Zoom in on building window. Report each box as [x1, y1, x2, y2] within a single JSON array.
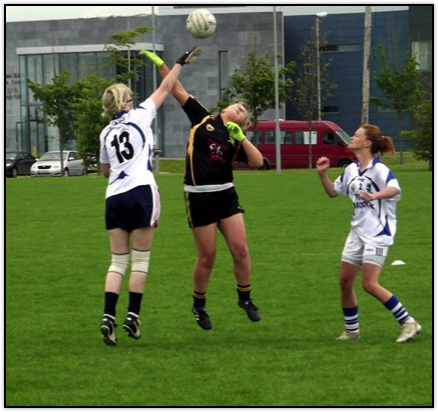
[[322, 106, 339, 114], [219, 51, 229, 100], [322, 44, 359, 52], [412, 41, 432, 71], [377, 106, 395, 113], [18, 51, 146, 154]]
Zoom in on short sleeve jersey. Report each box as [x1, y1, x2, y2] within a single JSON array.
[[100, 98, 157, 199], [182, 96, 248, 186], [333, 157, 401, 246]]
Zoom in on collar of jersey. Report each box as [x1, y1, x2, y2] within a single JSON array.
[[113, 110, 127, 120], [214, 114, 227, 129], [354, 156, 382, 174]]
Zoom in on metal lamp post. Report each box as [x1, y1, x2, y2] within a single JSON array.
[[315, 12, 328, 121], [273, 6, 281, 173]]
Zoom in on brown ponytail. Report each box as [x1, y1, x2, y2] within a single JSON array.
[[361, 124, 396, 156]]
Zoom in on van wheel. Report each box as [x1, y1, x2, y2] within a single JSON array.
[[338, 160, 352, 168], [64, 168, 70, 176], [258, 159, 271, 170]]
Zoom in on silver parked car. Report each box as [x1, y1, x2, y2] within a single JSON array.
[[30, 150, 86, 177]]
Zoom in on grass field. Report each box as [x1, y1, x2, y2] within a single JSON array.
[[5, 161, 432, 406]]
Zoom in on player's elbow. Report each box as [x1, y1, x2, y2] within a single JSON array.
[[100, 163, 110, 178], [247, 152, 264, 169], [248, 158, 264, 170]]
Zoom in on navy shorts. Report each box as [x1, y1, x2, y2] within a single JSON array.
[[105, 185, 160, 232], [184, 187, 244, 228]]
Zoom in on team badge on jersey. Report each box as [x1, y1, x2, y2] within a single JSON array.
[[206, 124, 215, 132], [207, 139, 227, 163]]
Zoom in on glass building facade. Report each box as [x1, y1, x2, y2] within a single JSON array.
[[19, 50, 157, 155]]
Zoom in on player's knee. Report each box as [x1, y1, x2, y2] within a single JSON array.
[[198, 251, 216, 269], [231, 243, 249, 262], [362, 280, 379, 295], [131, 249, 150, 274], [108, 253, 130, 277], [339, 275, 355, 291]]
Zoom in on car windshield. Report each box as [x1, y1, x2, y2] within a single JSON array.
[[336, 130, 351, 145], [6, 152, 18, 161], [40, 152, 68, 161]]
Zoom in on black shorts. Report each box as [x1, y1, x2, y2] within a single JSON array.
[[105, 185, 160, 232], [184, 187, 244, 228]]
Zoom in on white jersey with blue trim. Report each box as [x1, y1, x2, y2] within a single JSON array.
[[100, 98, 157, 199], [333, 157, 401, 246]]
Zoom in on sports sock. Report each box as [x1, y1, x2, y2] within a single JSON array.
[[128, 292, 143, 317], [193, 291, 207, 310], [342, 306, 359, 333], [237, 284, 252, 302], [104, 292, 119, 318], [383, 295, 413, 324]]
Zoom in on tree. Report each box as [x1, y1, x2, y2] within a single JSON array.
[[27, 72, 86, 174], [106, 27, 150, 85], [72, 75, 113, 169], [27, 27, 150, 173], [401, 98, 432, 170], [371, 45, 425, 164], [292, 25, 336, 168], [218, 51, 296, 132]]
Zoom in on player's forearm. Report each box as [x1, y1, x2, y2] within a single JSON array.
[[368, 186, 400, 201], [100, 163, 110, 178], [318, 172, 338, 197], [159, 63, 188, 106], [242, 139, 263, 169], [158, 64, 182, 93]]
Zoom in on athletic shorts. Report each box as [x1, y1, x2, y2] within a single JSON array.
[[105, 185, 160, 232], [184, 187, 244, 228], [341, 229, 389, 268]]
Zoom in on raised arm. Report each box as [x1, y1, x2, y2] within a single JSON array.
[[148, 63, 183, 110], [316, 157, 339, 198], [141, 48, 200, 107], [156, 62, 189, 107]]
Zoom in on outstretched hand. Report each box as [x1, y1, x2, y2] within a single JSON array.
[[175, 46, 202, 66], [139, 50, 164, 68], [226, 122, 246, 142]]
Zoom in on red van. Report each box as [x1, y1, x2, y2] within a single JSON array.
[[236, 120, 356, 169]]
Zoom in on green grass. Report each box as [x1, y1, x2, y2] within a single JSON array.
[[155, 151, 427, 174], [6, 164, 432, 406], [379, 151, 430, 170], [153, 158, 185, 174]]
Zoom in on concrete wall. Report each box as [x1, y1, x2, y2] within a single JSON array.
[[5, 12, 283, 156], [156, 12, 283, 156]]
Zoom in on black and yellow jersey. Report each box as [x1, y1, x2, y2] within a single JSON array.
[[182, 96, 248, 186]]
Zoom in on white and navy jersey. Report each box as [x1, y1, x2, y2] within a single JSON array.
[[334, 157, 401, 246], [100, 99, 157, 199]]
